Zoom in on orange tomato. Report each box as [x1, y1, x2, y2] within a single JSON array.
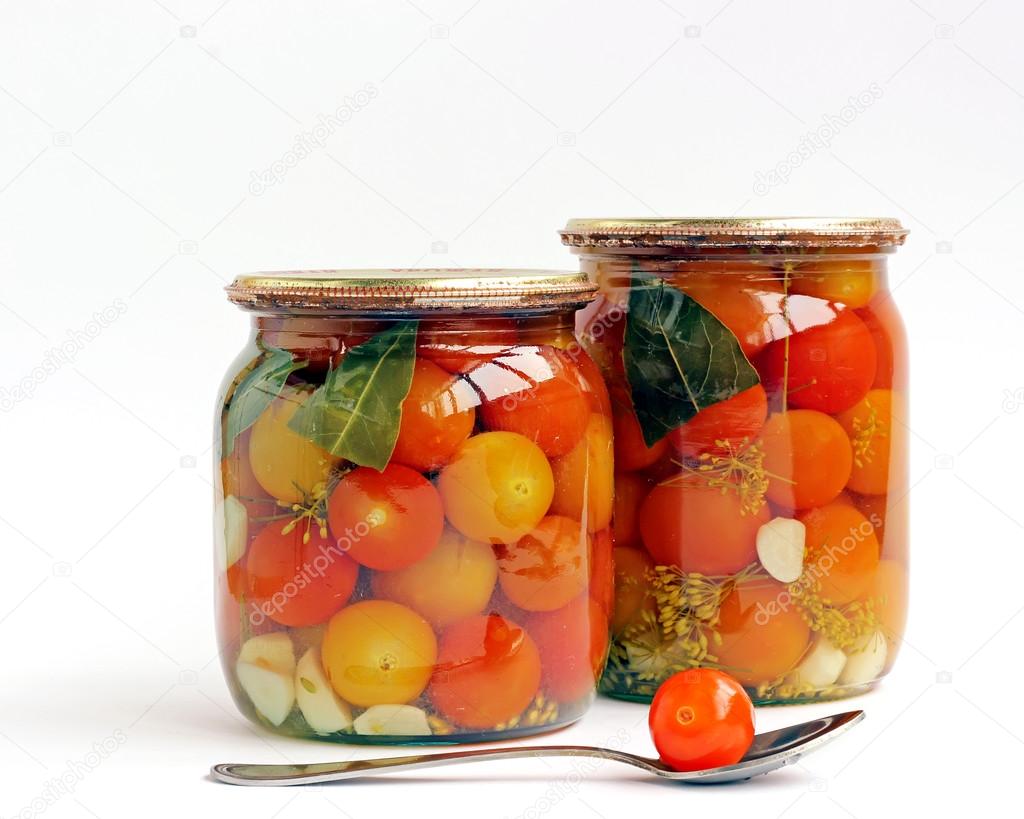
[[761, 410, 853, 510], [529, 595, 608, 703], [614, 409, 667, 471], [429, 613, 542, 728], [611, 546, 655, 634], [589, 528, 614, 615], [497, 515, 590, 611], [391, 358, 476, 473], [244, 521, 358, 627], [714, 580, 811, 686], [326, 464, 444, 571], [835, 388, 894, 496], [858, 298, 907, 390], [639, 482, 769, 575], [672, 270, 786, 358], [756, 309, 877, 414], [668, 385, 768, 458], [612, 471, 652, 549], [437, 431, 554, 544], [322, 600, 437, 707], [550, 413, 614, 532], [418, 316, 519, 374], [475, 347, 589, 457], [863, 559, 908, 650], [798, 502, 880, 605], [788, 258, 880, 308], [564, 342, 613, 416]]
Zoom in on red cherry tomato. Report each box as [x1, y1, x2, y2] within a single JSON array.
[[648, 668, 755, 772], [474, 347, 590, 457], [756, 309, 876, 414], [667, 384, 767, 458], [639, 482, 769, 575], [244, 521, 358, 627], [326, 463, 444, 571], [429, 613, 542, 728], [529, 595, 609, 703]]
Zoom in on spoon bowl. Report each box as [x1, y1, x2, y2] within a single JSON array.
[[211, 709, 864, 786]]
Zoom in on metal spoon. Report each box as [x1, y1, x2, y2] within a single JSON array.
[[211, 709, 863, 786]]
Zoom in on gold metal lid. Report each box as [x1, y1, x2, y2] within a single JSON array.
[[560, 217, 908, 249], [226, 268, 597, 313]]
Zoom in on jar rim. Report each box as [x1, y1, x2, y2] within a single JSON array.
[[560, 216, 908, 249], [226, 268, 596, 313]]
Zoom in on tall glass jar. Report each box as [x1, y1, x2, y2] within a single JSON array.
[[214, 270, 613, 742], [561, 218, 909, 705]]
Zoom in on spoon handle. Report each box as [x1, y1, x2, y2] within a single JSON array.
[[212, 745, 660, 786]]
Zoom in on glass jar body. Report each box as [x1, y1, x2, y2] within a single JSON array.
[[573, 249, 908, 704], [214, 310, 613, 742]]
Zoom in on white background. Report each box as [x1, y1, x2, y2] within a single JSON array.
[[1, 1, 1022, 817]]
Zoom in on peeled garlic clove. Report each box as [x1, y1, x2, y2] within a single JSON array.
[[353, 704, 431, 736], [838, 631, 887, 686], [756, 517, 806, 583], [787, 636, 847, 688], [220, 495, 248, 570], [238, 632, 295, 671], [236, 662, 295, 726], [236, 633, 296, 726], [295, 647, 352, 734]]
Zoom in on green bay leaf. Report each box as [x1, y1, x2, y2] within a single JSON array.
[[287, 321, 418, 470], [224, 346, 302, 455], [623, 272, 760, 447]]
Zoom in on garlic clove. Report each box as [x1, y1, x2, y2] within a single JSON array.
[[756, 517, 806, 583], [220, 495, 248, 570], [237, 632, 295, 672], [787, 635, 847, 688], [838, 631, 887, 686], [295, 647, 352, 734], [236, 662, 295, 726], [353, 704, 432, 736], [236, 633, 297, 726]]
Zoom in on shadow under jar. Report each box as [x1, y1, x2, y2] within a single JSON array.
[[561, 218, 910, 705], [214, 269, 614, 743]]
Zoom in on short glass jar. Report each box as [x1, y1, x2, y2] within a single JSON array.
[[214, 270, 613, 742], [561, 218, 909, 705]]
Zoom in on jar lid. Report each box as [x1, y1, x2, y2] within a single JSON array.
[[226, 269, 597, 313], [560, 217, 908, 249]]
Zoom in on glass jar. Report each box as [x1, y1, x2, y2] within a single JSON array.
[[214, 269, 614, 742], [561, 218, 909, 705]]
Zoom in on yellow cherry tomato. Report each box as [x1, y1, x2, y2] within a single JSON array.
[[438, 431, 554, 544], [550, 413, 614, 533], [372, 528, 498, 628], [321, 600, 437, 707], [248, 386, 339, 503]]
